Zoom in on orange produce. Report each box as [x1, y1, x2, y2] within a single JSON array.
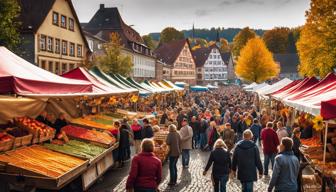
[[0, 145, 85, 178]]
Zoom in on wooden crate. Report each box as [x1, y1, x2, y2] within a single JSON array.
[[12, 134, 33, 148], [81, 164, 98, 191], [0, 135, 14, 152], [97, 151, 113, 176]]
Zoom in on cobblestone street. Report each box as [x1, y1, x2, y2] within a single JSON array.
[[90, 149, 271, 192]]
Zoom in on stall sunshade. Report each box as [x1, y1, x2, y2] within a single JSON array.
[[126, 77, 154, 93], [272, 77, 318, 100], [269, 79, 302, 96], [162, 80, 184, 91], [62, 67, 134, 95], [256, 78, 292, 97], [190, 85, 209, 92], [0, 47, 92, 95], [321, 98, 336, 120]]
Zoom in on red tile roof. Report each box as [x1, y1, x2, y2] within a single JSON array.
[[154, 39, 189, 65]]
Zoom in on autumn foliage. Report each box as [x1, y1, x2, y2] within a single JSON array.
[[296, 0, 336, 78], [235, 37, 280, 83]]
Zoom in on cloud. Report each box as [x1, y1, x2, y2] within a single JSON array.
[[195, 9, 212, 17], [219, 0, 264, 6]]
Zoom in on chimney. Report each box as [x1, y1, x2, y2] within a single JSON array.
[[100, 4, 105, 9]]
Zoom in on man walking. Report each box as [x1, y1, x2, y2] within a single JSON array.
[[190, 116, 201, 149], [232, 130, 263, 192], [268, 137, 300, 192], [250, 119, 261, 145], [180, 118, 193, 168], [261, 122, 280, 176]]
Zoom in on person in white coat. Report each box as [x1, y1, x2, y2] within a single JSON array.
[[179, 118, 193, 168]]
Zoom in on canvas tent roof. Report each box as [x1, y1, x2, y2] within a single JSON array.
[[190, 85, 209, 92], [62, 67, 135, 95], [0, 47, 93, 96], [256, 78, 293, 98]]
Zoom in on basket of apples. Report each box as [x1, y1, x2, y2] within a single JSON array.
[[0, 132, 14, 152]]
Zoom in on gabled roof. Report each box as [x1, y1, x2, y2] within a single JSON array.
[[84, 6, 143, 44], [192, 47, 211, 67], [18, 0, 90, 52], [221, 52, 232, 64], [273, 53, 299, 74], [154, 39, 190, 65]]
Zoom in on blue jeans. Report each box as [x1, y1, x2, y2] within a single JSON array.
[[200, 133, 207, 149], [182, 149, 190, 166], [241, 181, 253, 192], [169, 156, 178, 183], [264, 153, 276, 175], [213, 174, 229, 192]]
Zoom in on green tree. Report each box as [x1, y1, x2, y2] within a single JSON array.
[[159, 27, 184, 45], [142, 35, 155, 50], [235, 37, 279, 83], [232, 27, 256, 57], [287, 27, 301, 53], [219, 38, 230, 52], [93, 32, 133, 76], [297, 0, 336, 78], [263, 27, 290, 53], [0, 0, 21, 50]]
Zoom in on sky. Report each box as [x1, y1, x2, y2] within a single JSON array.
[[72, 0, 310, 35]]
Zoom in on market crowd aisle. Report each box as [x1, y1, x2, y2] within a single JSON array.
[[89, 149, 271, 192]]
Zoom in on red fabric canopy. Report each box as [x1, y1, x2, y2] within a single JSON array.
[[62, 67, 134, 94], [269, 79, 302, 95], [272, 77, 318, 100], [287, 73, 336, 101], [0, 47, 92, 95], [321, 99, 336, 120]]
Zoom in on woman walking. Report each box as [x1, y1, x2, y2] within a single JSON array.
[[203, 139, 231, 192], [126, 139, 162, 192], [166, 124, 181, 186], [131, 119, 143, 154]]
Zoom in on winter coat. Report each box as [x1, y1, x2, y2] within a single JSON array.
[[179, 125, 193, 150], [166, 131, 181, 157], [222, 128, 235, 151], [268, 151, 300, 192], [142, 125, 154, 139], [232, 140, 263, 182], [205, 148, 231, 179], [126, 152, 162, 189]]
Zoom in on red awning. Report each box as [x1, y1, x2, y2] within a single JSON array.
[[321, 99, 336, 120], [269, 79, 302, 96], [0, 47, 92, 95]]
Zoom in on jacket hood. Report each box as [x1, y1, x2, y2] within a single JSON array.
[[237, 140, 256, 150]]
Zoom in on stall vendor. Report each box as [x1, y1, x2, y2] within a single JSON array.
[[35, 111, 47, 124], [54, 113, 68, 135]]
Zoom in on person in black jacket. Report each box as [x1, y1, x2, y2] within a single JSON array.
[[203, 139, 231, 192], [190, 116, 201, 149], [142, 118, 154, 139], [232, 129, 263, 192], [54, 113, 68, 135], [118, 124, 130, 168]]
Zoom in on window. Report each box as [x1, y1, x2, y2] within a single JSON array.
[[61, 63, 67, 74], [48, 61, 53, 72], [41, 60, 46, 69], [39, 35, 46, 51], [77, 44, 82, 57], [52, 12, 59, 25], [61, 15, 67, 28], [62, 40, 67, 55], [69, 42, 75, 56], [55, 39, 60, 53], [69, 18, 74, 31], [69, 63, 75, 70], [47, 37, 53, 52], [55, 62, 60, 74]]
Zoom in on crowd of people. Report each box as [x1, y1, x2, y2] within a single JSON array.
[[64, 85, 303, 192]]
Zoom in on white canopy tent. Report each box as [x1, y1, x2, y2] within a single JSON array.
[[256, 78, 293, 98]]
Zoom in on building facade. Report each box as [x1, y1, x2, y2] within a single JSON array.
[[192, 45, 228, 85], [83, 4, 156, 81], [221, 52, 236, 82], [155, 39, 196, 85], [17, 0, 90, 75]]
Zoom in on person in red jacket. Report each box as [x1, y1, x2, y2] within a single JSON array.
[[126, 138, 162, 192], [261, 122, 280, 176]]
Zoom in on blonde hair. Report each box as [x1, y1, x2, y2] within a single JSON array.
[[168, 124, 177, 132], [243, 129, 253, 140], [141, 139, 155, 152], [214, 139, 227, 150]]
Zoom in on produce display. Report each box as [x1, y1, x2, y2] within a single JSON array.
[[15, 116, 55, 140], [154, 141, 169, 163], [6, 128, 30, 137], [0, 145, 85, 178], [71, 115, 115, 130], [0, 132, 12, 143], [61, 125, 116, 147], [44, 140, 105, 159], [301, 136, 322, 147], [302, 174, 322, 192]]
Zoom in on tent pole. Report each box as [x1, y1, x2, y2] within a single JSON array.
[[323, 121, 328, 164]]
